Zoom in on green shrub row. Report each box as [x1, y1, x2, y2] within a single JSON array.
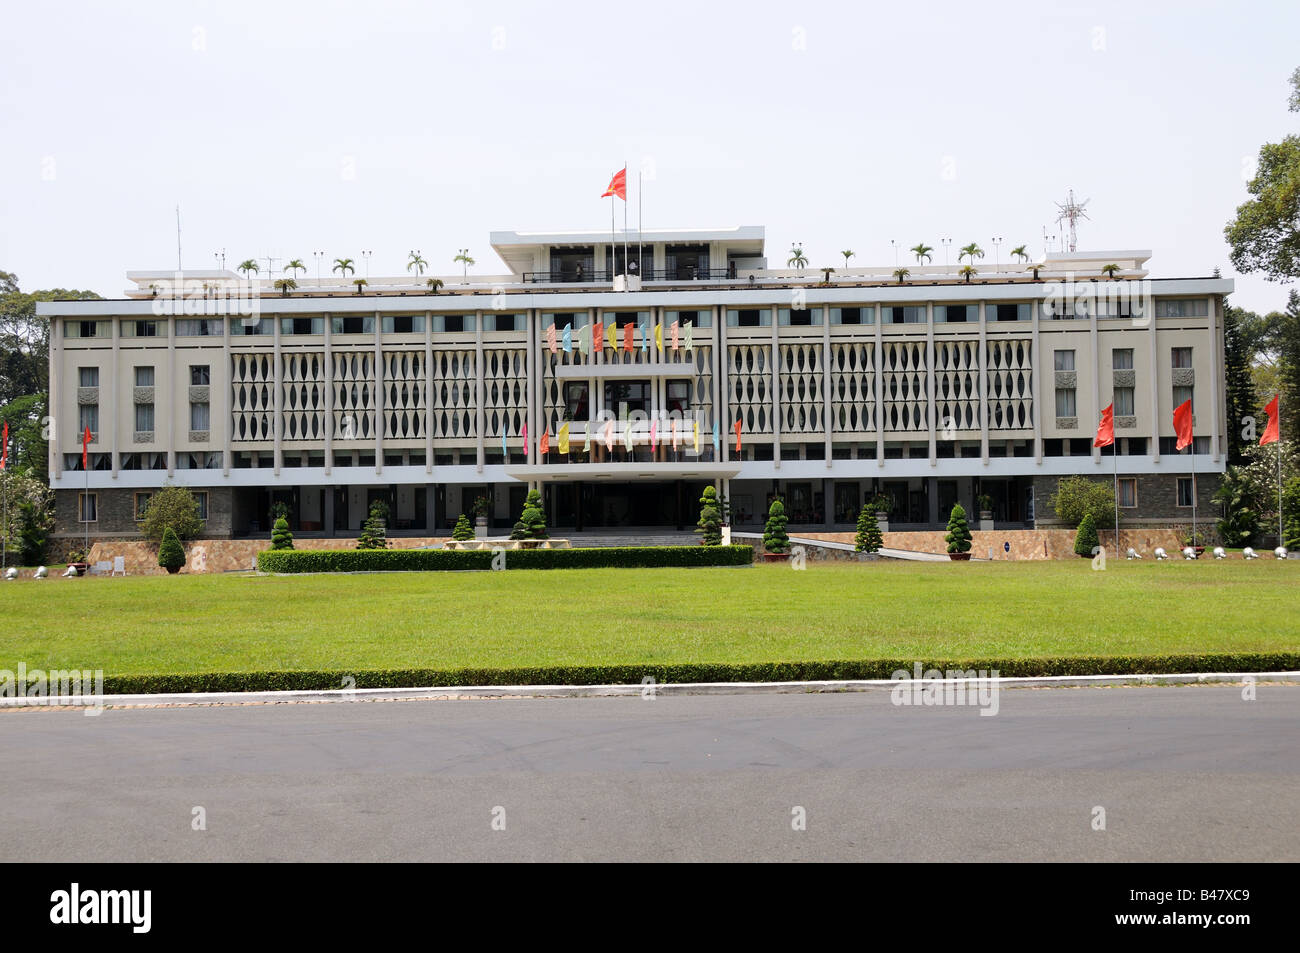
[[257, 544, 755, 574], [85, 653, 1300, 696]]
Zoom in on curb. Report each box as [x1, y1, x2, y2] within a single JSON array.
[[2, 671, 1296, 710]]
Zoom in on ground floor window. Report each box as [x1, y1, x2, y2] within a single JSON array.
[[1176, 477, 1195, 507], [79, 492, 97, 522], [1118, 478, 1137, 508], [194, 491, 209, 520], [134, 492, 153, 521]]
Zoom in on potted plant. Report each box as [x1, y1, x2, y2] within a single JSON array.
[[157, 527, 186, 574], [66, 547, 89, 576], [977, 494, 994, 521], [471, 494, 491, 538], [451, 513, 474, 542], [1179, 526, 1208, 558], [945, 504, 972, 561], [762, 498, 791, 561], [869, 492, 891, 533]]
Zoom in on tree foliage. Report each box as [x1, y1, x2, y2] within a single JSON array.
[[1214, 467, 1262, 548], [1224, 304, 1258, 465], [517, 488, 548, 540], [945, 504, 972, 554], [356, 501, 389, 549], [1048, 475, 1116, 529], [696, 486, 723, 546], [139, 485, 205, 541], [451, 513, 474, 541], [157, 527, 186, 571], [270, 516, 294, 550], [854, 502, 883, 553], [763, 498, 790, 554], [1074, 513, 1099, 557], [1, 470, 54, 564]]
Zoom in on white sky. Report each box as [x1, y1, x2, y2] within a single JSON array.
[[2, 0, 1297, 314]]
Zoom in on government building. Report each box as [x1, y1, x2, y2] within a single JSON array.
[[40, 226, 1230, 542]]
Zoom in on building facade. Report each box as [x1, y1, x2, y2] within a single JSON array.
[[40, 227, 1230, 541]]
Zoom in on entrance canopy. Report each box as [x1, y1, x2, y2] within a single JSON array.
[[504, 462, 740, 483]]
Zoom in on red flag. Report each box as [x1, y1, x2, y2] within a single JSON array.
[[1260, 393, 1280, 445], [622, 321, 634, 352], [733, 419, 742, 453], [1093, 403, 1114, 448], [82, 425, 92, 468], [601, 167, 627, 200], [592, 322, 604, 353], [539, 429, 549, 456], [0, 420, 8, 470], [1173, 399, 1193, 451], [546, 323, 557, 355]]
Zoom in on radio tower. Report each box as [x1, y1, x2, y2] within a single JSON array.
[[1054, 189, 1090, 253]]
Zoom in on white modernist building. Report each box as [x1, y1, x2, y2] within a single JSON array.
[[40, 226, 1230, 539]]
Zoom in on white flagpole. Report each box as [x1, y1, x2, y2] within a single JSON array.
[[638, 170, 643, 280], [609, 191, 615, 283], [1190, 440, 1197, 549], [1279, 394, 1285, 546], [622, 161, 629, 293]]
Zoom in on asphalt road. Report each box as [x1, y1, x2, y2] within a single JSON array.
[[1, 685, 1296, 862]]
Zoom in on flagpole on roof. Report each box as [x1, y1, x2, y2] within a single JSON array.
[[622, 160, 629, 293], [638, 168, 643, 282]]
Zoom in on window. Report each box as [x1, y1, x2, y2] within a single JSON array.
[[329, 315, 374, 335], [194, 491, 209, 521], [190, 402, 210, 430], [190, 364, 210, 385], [1055, 387, 1076, 417], [1177, 477, 1196, 507], [1112, 348, 1133, 370], [937, 304, 974, 323], [176, 318, 223, 337], [1114, 387, 1135, 416], [1173, 385, 1193, 410], [727, 308, 771, 327], [546, 313, 577, 330], [230, 317, 272, 335], [282, 316, 325, 335], [489, 313, 520, 331], [120, 320, 163, 337], [666, 379, 691, 416], [1054, 350, 1075, 371], [563, 382, 589, 420], [667, 309, 710, 329], [432, 314, 473, 333], [79, 493, 98, 522], [78, 367, 99, 387], [882, 306, 925, 324], [1118, 478, 1137, 508], [78, 403, 98, 435], [603, 380, 651, 416], [134, 366, 155, 387], [380, 315, 423, 334], [831, 306, 871, 325], [779, 308, 820, 326], [986, 303, 1030, 322], [1171, 347, 1193, 368], [65, 320, 109, 338], [1156, 299, 1208, 318], [134, 403, 154, 432], [134, 492, 153, 521]]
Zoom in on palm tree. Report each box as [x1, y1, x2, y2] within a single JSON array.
[[1101, 263, 1121, 280], [274, 278, 298, 296], [1028, 264, 1043, 280], [426, 277, 444, 294], [353, 278, 368, 295], [841, 249, 855, 269], [407, 251, 427, 276], [284, 259, 306, 279], [237, 259, 259, 280], [893, 267, 910, 284], [959, 264, 978, 283], [787, 243, 807, 269], [454, 249, 475, 279], [910, 243, 933, 265], [332, 258, 355, 280], [820, 266, 836, 283], [1009, 245, 1029, 265], [959, 243, 985, 266]]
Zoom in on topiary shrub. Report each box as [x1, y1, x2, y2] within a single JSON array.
[[697, 486, 722, 546], [451, 514, 474, 541], [854, 503, 883, 553], [1074, 512, 1099, 557], [509, 519, 529, 541], [356, 502, 389, 550], [763, 498, 790, 554], [519, 488, 548, 540], [271, 516, 294, 550], [945, 504, 972, 554], [157, 527, 186, 573]]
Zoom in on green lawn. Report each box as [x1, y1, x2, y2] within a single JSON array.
[[2, 560, 1297, 677]]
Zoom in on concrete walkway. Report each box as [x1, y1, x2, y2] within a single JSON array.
[[730, 532, 977, 561]]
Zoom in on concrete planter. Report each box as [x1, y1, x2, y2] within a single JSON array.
[[762, 552, 790, 563], [947, 552, 972, 561], [875, 514, 889, 533], [474, 517, 488, 539]]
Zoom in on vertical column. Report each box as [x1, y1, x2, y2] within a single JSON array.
[[323, 313, 333, 476], [109, 316, 119, 476], [1148, 300, 1161, 463], [1089, 299, 1100, 463], [323, 486, 334, 537], [424, 310, 433, 475], [1207, 295, 1221, 463], [875, 305, 884, 468], [717, 305, 729, 463], [770, 311, 780, 469], [426, 484, 437, 536], [166, 315, 176, 475], [978, 300, 989, 465], [926, 302, 935, 466], [273, 312, 282, 475], [373, 311, 383, 476], [222, 312, 232, 475], [1031, 299, 1042, 464], [50, 319, 61, 484], [525, 308, 535, 465], [822, 304, 832, 468], [475, 310, 485, 473]]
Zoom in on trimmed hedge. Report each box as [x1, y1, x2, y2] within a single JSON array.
[[257, 544, 755, 574], [72, 652, 1300, 696]]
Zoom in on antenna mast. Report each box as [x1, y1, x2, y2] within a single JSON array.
[[176, 205, 183, 270], [1054, 189, 1090, 253]]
